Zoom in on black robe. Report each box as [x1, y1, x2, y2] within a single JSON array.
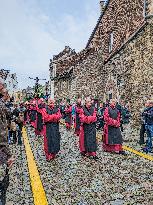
[[75, 105, 82, 131], [30, 110, 37, 122], [76, 111, 81, 130], [108, 107, 123, 145], [45, 106, 61, 154], [65, 106, 71, 124], [36, 104, 44, 132], [83, 106, 97, 152]]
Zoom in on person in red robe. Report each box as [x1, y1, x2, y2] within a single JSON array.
[[64, 102, 72, 130], [74, 98, 82, 136], [103, 99, 126, 155], [42, 98, 62, 161], [79, 97, 98, 160], [35, 98, 46, 136]]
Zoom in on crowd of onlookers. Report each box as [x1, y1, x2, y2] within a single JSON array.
[[0, 79, 25, 205]]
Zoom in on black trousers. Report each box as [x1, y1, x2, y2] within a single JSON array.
[[10, 131, 17, 144], [139, 123, 145, 143], [0, 168, 9, 205]]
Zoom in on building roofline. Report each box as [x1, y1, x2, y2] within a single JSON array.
[[85, 0, 110, 48]]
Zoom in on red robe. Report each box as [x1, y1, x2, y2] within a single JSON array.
[[42, 106, 61, 160], [103, 106, 123, 152], [79, 106, 97, 156]]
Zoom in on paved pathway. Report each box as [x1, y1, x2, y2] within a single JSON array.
[[16, 125, 153, 205]]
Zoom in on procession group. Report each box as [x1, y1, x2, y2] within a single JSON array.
[[23, 96, 153, 161], [23, 97, 130, 161]]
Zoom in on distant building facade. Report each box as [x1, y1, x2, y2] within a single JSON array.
[[49, 0, 153, 123], [0, 69, 18, 96]]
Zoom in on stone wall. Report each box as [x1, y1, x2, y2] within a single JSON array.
[[87, 0, 144, 61], [103, 19, 153, 124], [50, 1, 153, 124]]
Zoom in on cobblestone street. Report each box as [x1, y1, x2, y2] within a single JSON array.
[[6, 125, 153, 205], [6, 143, 33, 205]]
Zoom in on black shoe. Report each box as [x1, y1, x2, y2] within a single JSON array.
[[93, 156, 99, 161], [139, 141, 145, 145], [80, 152, 86, 157], [89, 156, 99, 161], [119, 151, 127, 156]]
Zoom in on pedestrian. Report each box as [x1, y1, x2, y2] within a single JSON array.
[[139, 100, 150, 145], [116, 100, 124, 132], [0, 86, 15, 205], [74, 98, 82, 136], [64, 102, 72, 130], [10, 117, 17, 144], [42, 98, 61, 161], [121, 102, 131, 141], [79, 97, 98, 160], [142, 100, 153, 153], [97, 103, 105, 130], [59, 101, 66, 119], [23, 101, 29, 125], [35, 98, 45, 137], [103, 99, 126, 155], [121, 102, 131, 124], [71, 102, 76, 126], [29, 100, 37, 128]]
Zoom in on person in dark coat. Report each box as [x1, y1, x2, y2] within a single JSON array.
[[59, 101, 66, 119], [103, 99, 126, 155], [23, 102, 28, 125], [139, 101, 150, 145], [142, 100, 153, 153], [29, 101, 37, 128], [64, 102, 72, 130], [0, 87, 15, 205], [42, 99, 61, 161], [116, 101, 124, 132], [74, 98, 82, 136], [35, 98, 45, 137], [121, 104, 131, 124], [97, 103, 105, 130], [79, 97, 98, 160]]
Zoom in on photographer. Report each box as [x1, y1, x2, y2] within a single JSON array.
[[0, 83, 15, 205]]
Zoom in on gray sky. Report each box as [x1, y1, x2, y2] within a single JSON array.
[[0, 0, 102, 89]]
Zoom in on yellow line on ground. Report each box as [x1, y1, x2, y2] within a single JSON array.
[[22, 127, 48, 205], [123, 145, 153, 161]]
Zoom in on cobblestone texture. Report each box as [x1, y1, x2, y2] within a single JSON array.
[[25, 125, 153, 205], [6, 141, 33, 205]]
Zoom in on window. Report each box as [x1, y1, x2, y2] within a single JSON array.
[[109, 32, 114, 53]]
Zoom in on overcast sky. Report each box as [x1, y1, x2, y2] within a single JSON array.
[[0, 0, 102, 89]]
